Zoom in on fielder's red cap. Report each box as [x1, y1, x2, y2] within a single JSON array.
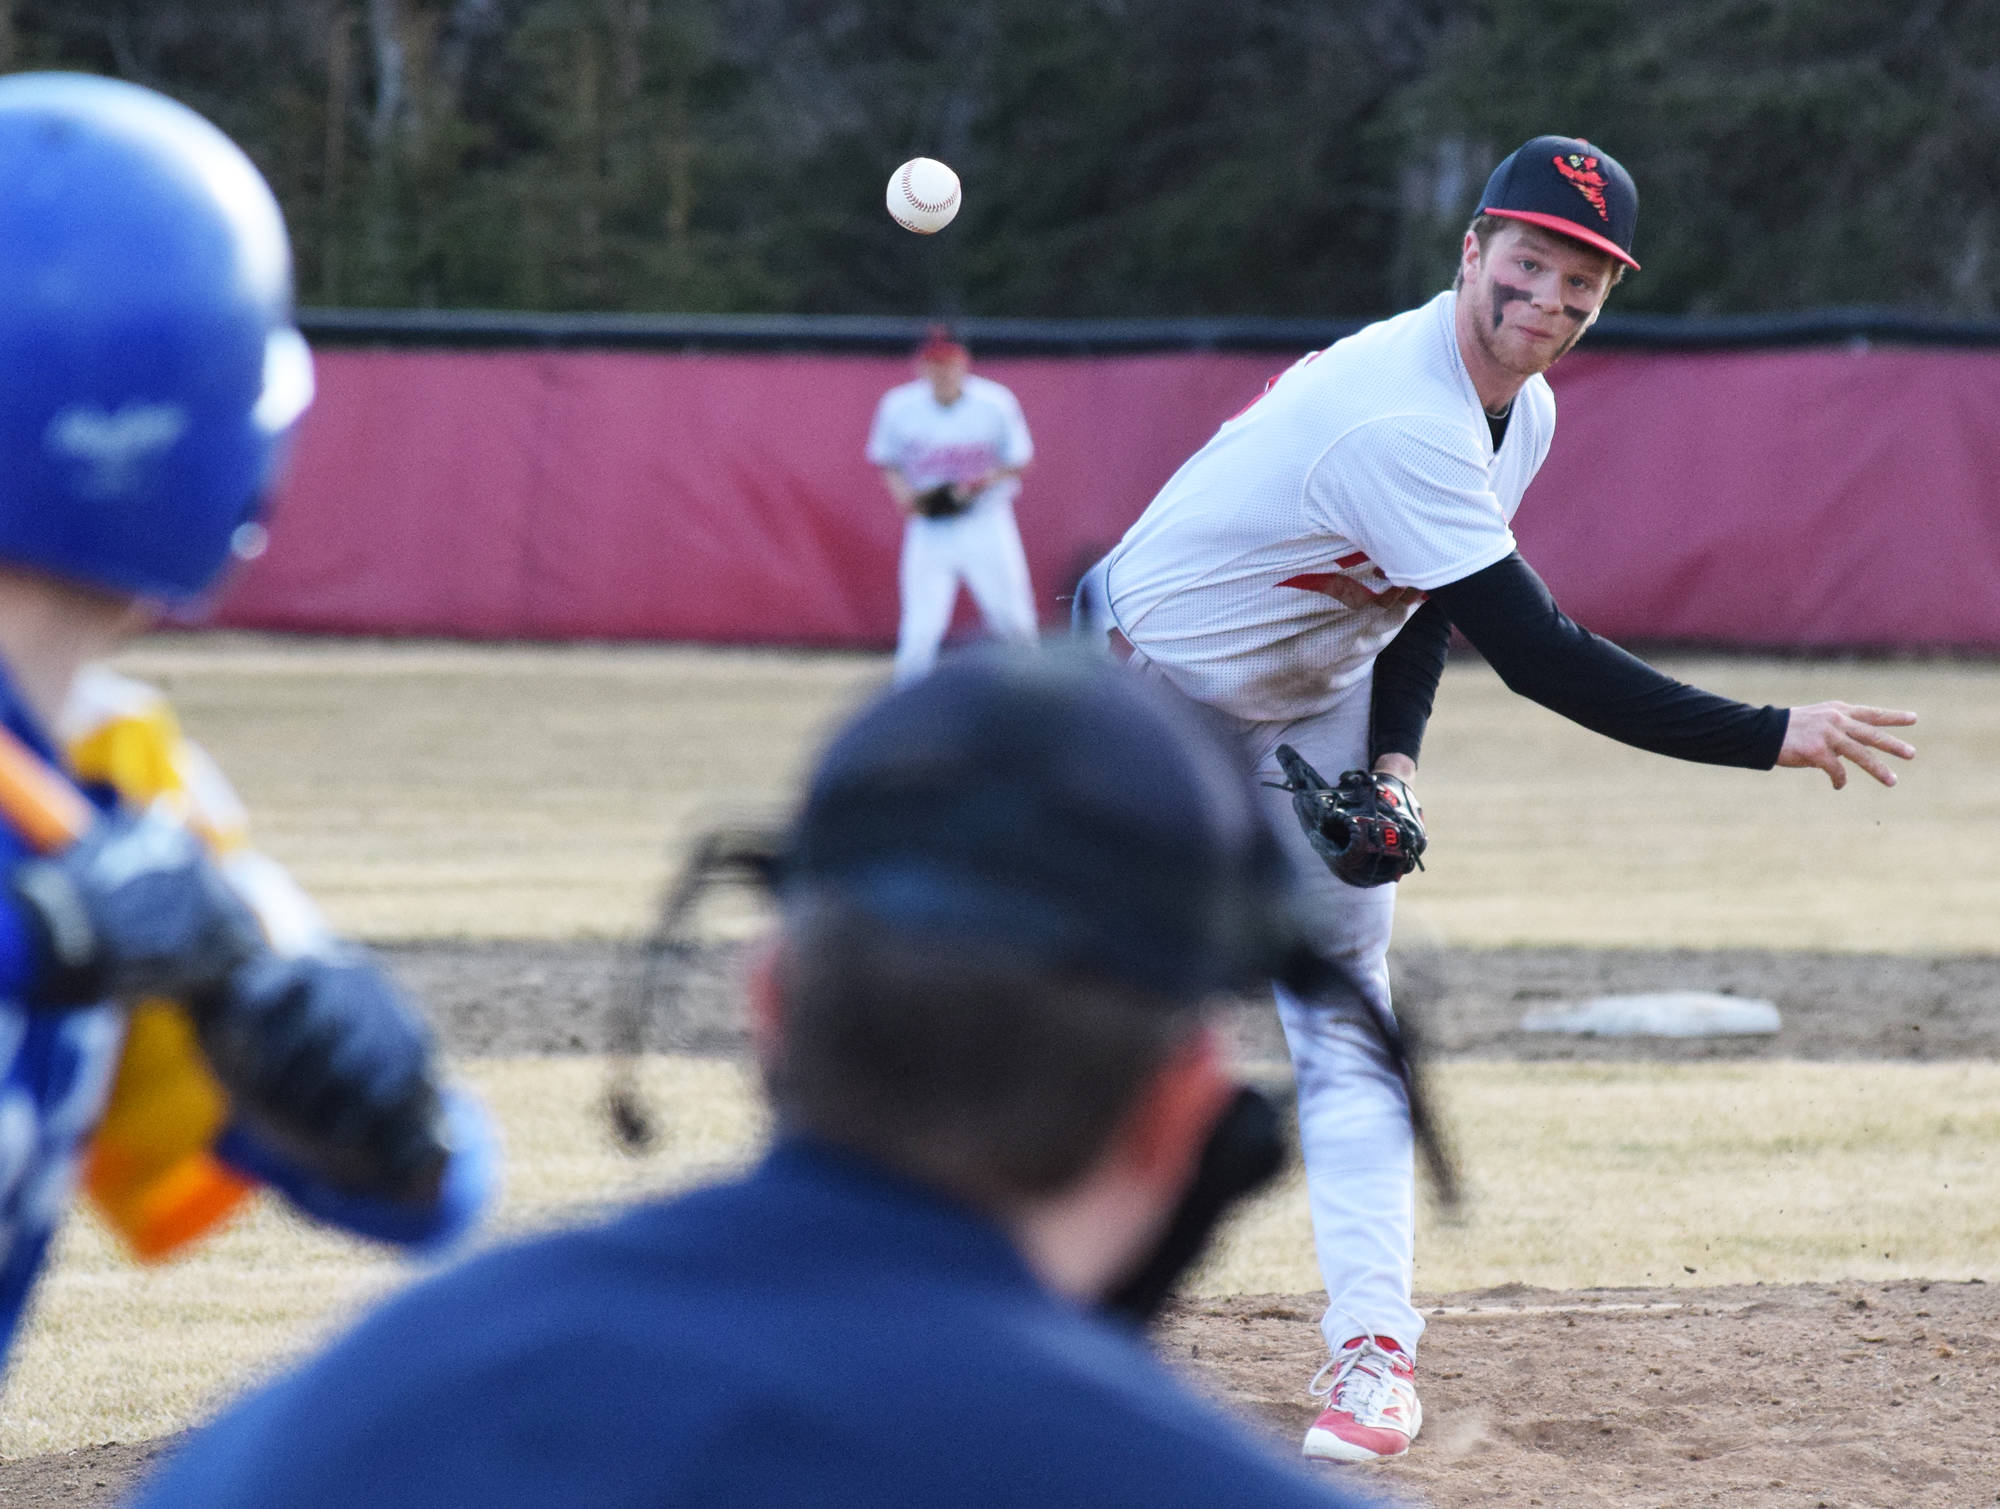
[[917, 324, 968, 363], [1477, 135, 1640, 271]]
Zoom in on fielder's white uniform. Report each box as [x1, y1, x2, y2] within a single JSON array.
[[1089, 289, 1551, 1358], [868, 374, 1038, 682]]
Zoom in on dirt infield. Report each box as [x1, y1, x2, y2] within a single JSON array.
[[386, 937, 2000, 1063], [1160, 1281, 2000, 1507]]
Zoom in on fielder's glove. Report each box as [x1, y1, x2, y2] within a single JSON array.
[[193, 950, 450, 1207], [1270, 744, 1427, 888], [911, 483, 975, 519], [10, 805, 266, 1007]]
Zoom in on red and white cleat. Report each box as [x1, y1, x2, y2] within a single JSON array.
[[1301, 1335, 1421, 1463]]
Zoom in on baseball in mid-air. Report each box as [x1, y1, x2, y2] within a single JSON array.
[[887, 157, 961, 234]]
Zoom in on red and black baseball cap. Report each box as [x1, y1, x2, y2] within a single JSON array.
[[916, 323, 968, 363], [1477, 135, 1639, 271]]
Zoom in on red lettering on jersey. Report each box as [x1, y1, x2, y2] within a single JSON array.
[[911, 441, 1002, 483]]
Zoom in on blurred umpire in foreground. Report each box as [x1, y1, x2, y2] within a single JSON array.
[[136, 650, 1380, 1509]]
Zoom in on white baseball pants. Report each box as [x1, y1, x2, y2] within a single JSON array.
[[1238, 682, 1424, 1360], [894, 503, 1038, 684], [1074, 555, 1421, 1363]]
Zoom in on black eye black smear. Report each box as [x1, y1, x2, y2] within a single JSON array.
[[1559, 303, 1590, 324], [1491, 282, 1534, 330]]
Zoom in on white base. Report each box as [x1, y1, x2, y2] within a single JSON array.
[[1520, 990, 1782, 1039]]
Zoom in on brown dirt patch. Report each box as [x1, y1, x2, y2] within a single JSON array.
[[385, 938, 2000, 1064], [1160, 1280, 2000, 1507], [0, 1438, 176, 1508]]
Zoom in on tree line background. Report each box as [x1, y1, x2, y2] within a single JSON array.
[[5, 0, 1996, 319]]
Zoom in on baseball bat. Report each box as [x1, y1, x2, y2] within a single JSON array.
[[0, 714, 459, 1211], [0, 718, 95, 853], [0, 720, 268, 1258]]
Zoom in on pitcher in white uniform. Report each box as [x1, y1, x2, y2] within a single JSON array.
[[1082, 136, 1915, 1465], [869, 328, 1038, 682]]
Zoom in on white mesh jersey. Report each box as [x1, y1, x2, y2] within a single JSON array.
[[1103, 291, 1555, 721], [866, 373, 1034, 511]]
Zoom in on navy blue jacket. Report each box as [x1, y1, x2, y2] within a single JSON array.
[[134, 1138, 1373, 1508]]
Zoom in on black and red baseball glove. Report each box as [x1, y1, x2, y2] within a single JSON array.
[[1270, 744, 1427, 888]]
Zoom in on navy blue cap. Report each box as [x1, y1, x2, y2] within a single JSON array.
[[1478, 134, 1639, 270], [784, 649, 1304, 1002]]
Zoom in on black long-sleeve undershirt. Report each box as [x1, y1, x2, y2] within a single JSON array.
[[1368, 552, 1789, 771], [1368, 598, 1454, 765]]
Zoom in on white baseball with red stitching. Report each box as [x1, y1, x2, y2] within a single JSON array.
[[886, 157, 961, 234]]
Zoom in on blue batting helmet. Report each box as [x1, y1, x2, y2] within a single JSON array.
[[0, 73, 313, 603]]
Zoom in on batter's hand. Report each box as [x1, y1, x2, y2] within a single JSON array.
[[11, 806, 265, 1007], [194, 949, 448, 1206], [1777, 702, 1917, 789]]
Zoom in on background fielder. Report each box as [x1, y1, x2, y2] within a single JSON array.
[[868, 328, 1038, 681], [1081, 134, 1916, 1465]]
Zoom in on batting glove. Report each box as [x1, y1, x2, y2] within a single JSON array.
[[10, 805, 266, 1007], [195, 949, 451, 1208]]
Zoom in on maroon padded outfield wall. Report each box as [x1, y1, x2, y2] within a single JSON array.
[[213, 343, 2000, 648]]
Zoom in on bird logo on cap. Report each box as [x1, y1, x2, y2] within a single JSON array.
[[1552, 151, 1611, 221]]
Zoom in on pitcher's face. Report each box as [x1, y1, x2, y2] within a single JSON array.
[[1460, 221, 1616, 377]]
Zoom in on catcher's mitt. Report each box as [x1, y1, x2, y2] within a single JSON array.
[[1270, 744, 1426, 888], [911, 483, 974, 520]]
